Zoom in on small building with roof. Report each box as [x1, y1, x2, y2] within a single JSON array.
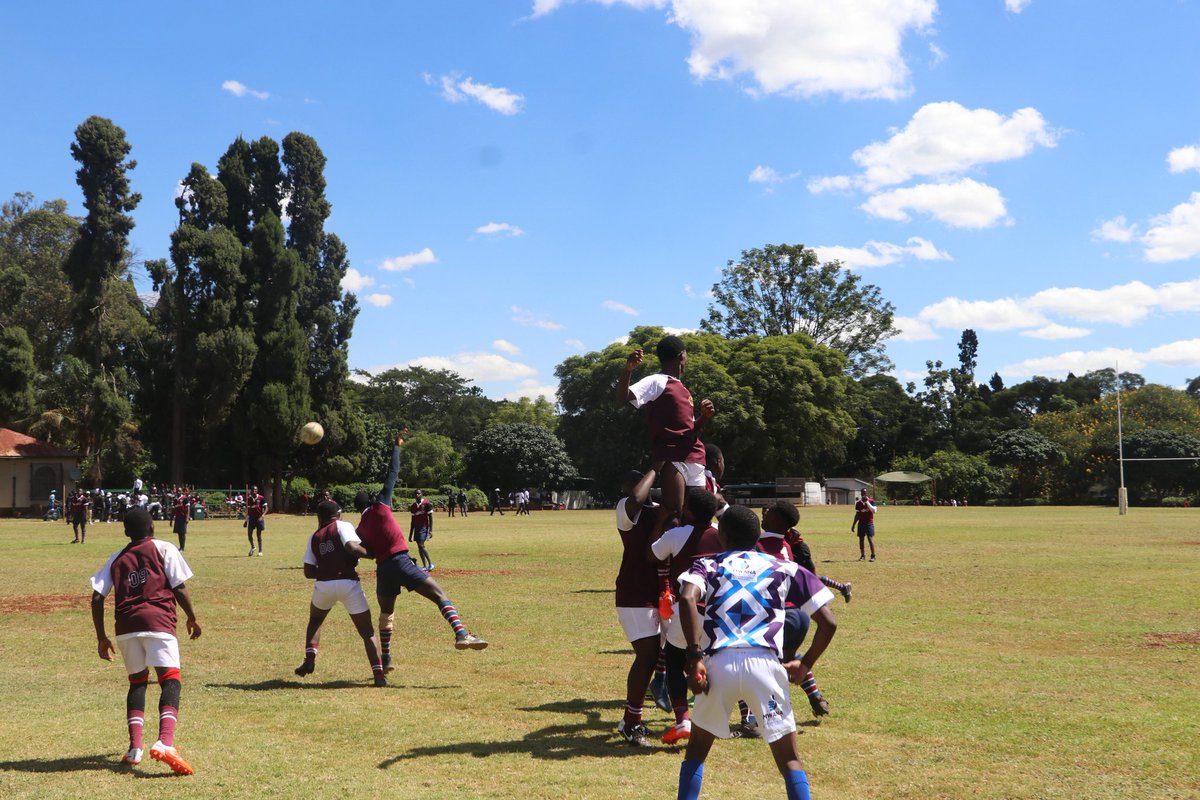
[[0, 428, 83, 517]]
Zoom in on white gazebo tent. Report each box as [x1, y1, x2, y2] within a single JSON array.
[[875, 470, 934, 503]]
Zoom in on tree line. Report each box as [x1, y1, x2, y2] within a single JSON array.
[[4, 119, 1199, 506]]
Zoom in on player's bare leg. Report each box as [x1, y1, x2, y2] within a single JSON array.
[[376, 593, 397, 672], [618, 635, 658, 746], [677, 724, 716, 799], [769, 731, 811, 799], [413, 577, 488, 650], [349, 609, 385, 686], [295, 604, 330, 676]]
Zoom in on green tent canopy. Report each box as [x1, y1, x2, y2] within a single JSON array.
[[875, 471, 933, 483]]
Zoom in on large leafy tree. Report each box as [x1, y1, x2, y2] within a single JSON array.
[[837, 374, 927, 474], [989, 428, 1064, 500], [61, 117, 150, 482], [465, 423, 576, 489], [351, 367, 496, 450], [488, 396, 559, 432], [399, 431, 464, 488], [1122, 429, 1200, 503], [702, 244, 898, 376], [0, 327, 36, 424]]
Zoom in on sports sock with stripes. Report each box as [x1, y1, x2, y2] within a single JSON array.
[[439, 601, 467, 638], [158, 672, 181, 747], [623, 703, 643, 727], [800, 671, 824, 701], [126, 677, 147, 750], [820, 575, 848, 593]]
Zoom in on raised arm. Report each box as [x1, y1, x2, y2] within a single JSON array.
[[624, 463, 659, 521], [614, 349, 644, 405], [378, 428, 408, 507]]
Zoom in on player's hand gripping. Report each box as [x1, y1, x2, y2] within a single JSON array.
[[698, 398, 715, 422], [783, 660, 809, 684], [97, 637, 115, 661], [687, 655, 709, 694], [186, 618, 202, 640], [624, 348, 644, 372]]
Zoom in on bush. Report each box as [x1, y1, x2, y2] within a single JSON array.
[[467, 488, 488, 511], [1161, 496, 1190, 507]]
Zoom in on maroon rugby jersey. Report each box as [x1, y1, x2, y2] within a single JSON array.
[[645, 377, 706, 464], [409, 499, 433, 530], [308, 520, 360, 582], [92, 537, 193, 636], [246, 493, 266, 519], [356, 501, 409, 564], [615, 500, 660, 608], [173, 493, 189, 521]]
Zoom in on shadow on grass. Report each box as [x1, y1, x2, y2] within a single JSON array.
[[572, 588, 614, 594], [0, 753, 126, 773], [379, 697, 660, 765], [208, 678, 461, 691]]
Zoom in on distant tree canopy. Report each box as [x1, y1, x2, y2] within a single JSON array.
[[465, 423, 576, 490], [702, 244, 898, 377]]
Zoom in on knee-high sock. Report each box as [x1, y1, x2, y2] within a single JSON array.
[[678, 760, 704, 800], [439, 601, 467, 637], [158, 673, 181, 747], [126, 677, 147, 750], [785, 770, 811, 800]]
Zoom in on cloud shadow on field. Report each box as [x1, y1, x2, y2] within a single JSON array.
[[0, 753, 127, 773], [378, 697, 665, 765]]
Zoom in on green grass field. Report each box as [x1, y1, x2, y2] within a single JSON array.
[[0, 505, 1197, 799]]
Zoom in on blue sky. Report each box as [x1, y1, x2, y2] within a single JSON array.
[[5, 1, 1200, 400]]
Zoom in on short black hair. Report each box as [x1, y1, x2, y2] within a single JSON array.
[[353, 490, 372, 512], [123, 508, 153, 539], [316, 500, 340, 524], [719, 504, 761, 549], [684, 486, 719, 526], [704, 442, 723, 467], [769, 499, 800, 529], [656, 335, 686, 364]]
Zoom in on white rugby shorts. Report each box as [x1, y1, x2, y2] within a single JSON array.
[[116, 631, 181, 673], [311, 579, 371, 615], [616, 606, 662, 642], [672, 461, 707, 487], [691, 648, 797, 743]]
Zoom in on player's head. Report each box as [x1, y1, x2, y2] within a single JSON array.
[[353, 490, 373, 512], [682, 486, 719, 527], [414, 489, 423, 499], [316, 499, 340, 525], [656, 335, 686, 368], [762, 499, 799, 533], [123, 507, 153, 540], [704, 443, 725, 479], [718, 504, 761, 550]]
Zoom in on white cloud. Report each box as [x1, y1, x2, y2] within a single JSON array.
[[1026, 282, 1159, 325], [221, 80, 269, 100], [564, 338, 586, 350], [1092, 215, 1137, 243], [892, 316, 938, 341], [429, 72, 524, 115], [815, 236, 950, 269], [1000, 348, 1142, 379], [501, 378, 561, 403], [807, 175, 853, 194], [748, 165, 782, 184], [477, 221, 526, 237], [1005, 0, 1032, 12], [511, 305, 564, 330], [850, 102, 1059, 191], [1142, 192, 1200, 262], [393, 352, 537, 382], [1021, 324, 1091, 340], [917, 298, 1046, 331], [683, 283, 713, 300], [1168, 145, 1200, 174], [364, 293, 393, 307], [861, 178, 1009, 228], [536, 0, 935, 101], [1145, 339, 1200, 367], [493, 339, 521, 355], [661, 326, 698, 336], [603, 300, 639, 315], [380, 248, 438, 271], [340, 267, 375, 293]]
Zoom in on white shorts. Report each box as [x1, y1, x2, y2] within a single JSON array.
[[311, 579, 371, 615], [662, 601, 689, 649], [691, 649, 797, 743], [616, 606, 662, 642], [671, 461, 707, 487], [116, 631, 180, 674]]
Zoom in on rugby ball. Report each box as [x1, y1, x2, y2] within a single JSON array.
[[299, 421, 324, 445]]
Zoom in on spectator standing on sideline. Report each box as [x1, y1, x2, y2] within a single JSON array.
[[851, 489, 877, 562]]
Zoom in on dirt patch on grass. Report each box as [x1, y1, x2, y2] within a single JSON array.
[[1182, 541, 1200, 546], [436, 569, 512, 577], [479, 553, 524, 557], [0, 592, 87, 613], [1144, 631, 1200, 648]]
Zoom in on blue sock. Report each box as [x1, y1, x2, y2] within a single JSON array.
[[677, 759, 704, 800], [785, 769, 811, 800]]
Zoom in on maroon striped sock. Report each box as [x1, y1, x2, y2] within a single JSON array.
[[128, 710, 144, 750], [159, 706, 178, 747]]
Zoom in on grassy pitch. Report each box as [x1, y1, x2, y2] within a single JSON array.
[[0, 505, 1197, 799]]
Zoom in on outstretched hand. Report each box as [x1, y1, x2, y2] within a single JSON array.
[[624, 348, 645, 371]]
